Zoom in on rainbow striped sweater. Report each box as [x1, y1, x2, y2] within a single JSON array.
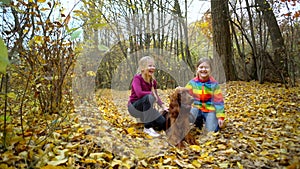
[[185, 76, 225, 120]]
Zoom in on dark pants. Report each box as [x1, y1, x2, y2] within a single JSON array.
[[190, 108, 219, 132], [128, 94, 166, 130]]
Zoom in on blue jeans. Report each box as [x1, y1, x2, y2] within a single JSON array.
[[128, 94, 166, 130], [190, 107, 219, 132]]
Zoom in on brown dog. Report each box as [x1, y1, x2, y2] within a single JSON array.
[[163, 87, 197, 148]]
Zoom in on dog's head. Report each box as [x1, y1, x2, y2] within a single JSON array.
[[170, 87, 194, 110]]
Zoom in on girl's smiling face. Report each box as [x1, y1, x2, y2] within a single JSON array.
[[141, 59, 156, 78], [197, 61, 211, 80], [145, 60, 156, 77]]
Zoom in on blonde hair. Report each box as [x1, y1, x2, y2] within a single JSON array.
[[137, 56, 155, 73], [137, 56, 156, 81]]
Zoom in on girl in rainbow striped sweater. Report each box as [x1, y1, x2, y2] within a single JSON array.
[[185, 58, 225, 132]]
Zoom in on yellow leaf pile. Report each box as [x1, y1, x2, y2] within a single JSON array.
[[0, 81, 299, 168]]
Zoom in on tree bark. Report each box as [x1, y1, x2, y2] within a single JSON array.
[[211, 0, 236, 82]]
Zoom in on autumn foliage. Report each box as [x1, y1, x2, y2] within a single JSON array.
[[279, 0, 300, 18], [1, 81, 299, 168], [0, 0, 299, 168]]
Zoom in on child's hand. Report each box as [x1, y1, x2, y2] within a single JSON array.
[[218, 119, 224, 128], [162, 104, 168, 111], [151, 87, 158, 101]]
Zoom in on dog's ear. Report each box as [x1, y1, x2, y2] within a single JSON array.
[[176, 89, 182, 106], [170, 88, 182, 105], [169, 90, 177, 101], [175, 87, 183, 94]]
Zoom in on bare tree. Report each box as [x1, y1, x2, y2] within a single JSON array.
[[255, 0, 288, 85]]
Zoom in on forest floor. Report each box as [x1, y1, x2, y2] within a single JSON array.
[[0, 81, 299, 169]]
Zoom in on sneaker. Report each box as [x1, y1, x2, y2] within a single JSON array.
[[143, 127, 160, 137]]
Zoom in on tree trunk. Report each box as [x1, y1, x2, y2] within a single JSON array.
[[211, 0, 236, 82], [255, 0, 288, 84], [245, 0, 263, 83]]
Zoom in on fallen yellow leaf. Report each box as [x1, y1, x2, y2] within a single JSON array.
[[237, 161, 243, 169], [189, 145, 201, 152]]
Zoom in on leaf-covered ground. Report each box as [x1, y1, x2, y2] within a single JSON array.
[[1, 81, 299, 168]]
